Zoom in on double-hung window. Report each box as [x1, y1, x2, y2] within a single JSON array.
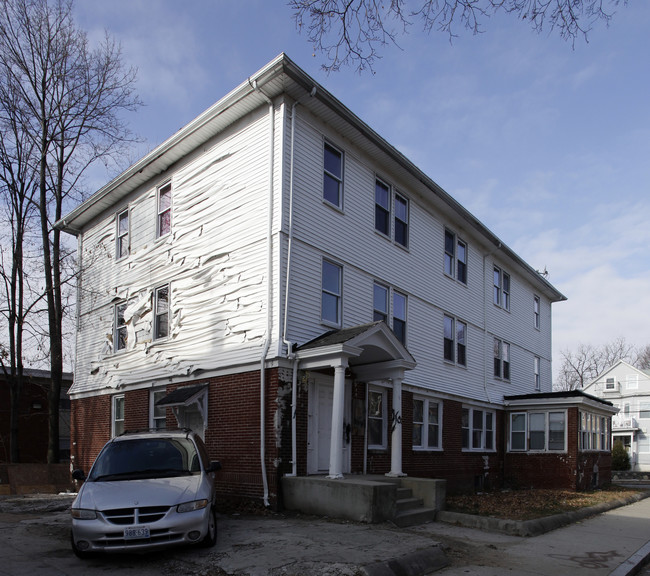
[[413, 397, 441, 449], [392, 291, 407, 345], [112, 394, 125, 437], [493, 266, 510, 310], [368, 387, 387, 449], [116, 209, 129, 259], [494, 338, 510, 380], [157, 182, 172, 238], [150, 389, 167, 430], [534, 296, 540, 329], [510, 411, 566, 451], [114, 302, 128, 352], [154, 285, 170, 340], [394, 193, 409, 248], [322, 259, 342, 326], [444, 230, 467, 284], [443, 315, 467, 366], [373, 283, 407, 344], [534, 357, 541, 390], [373, 283, 389, 323], [462, 407, 494, 451], [375, 178, 391, 236], [324, 142, 343, 208]]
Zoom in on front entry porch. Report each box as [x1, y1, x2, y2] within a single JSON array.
[[281, 475, 446, 526]]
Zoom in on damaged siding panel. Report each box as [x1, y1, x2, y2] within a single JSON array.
[[73, 110, 277, 395]]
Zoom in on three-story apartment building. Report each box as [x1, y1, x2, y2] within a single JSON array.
[[59, 54, 614, 510]]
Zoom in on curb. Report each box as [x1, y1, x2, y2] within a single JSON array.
[[437, 491, 650, 537], [361, 545, 449, 576]]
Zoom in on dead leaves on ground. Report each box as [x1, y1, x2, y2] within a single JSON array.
[[445, 487, 641, 521]]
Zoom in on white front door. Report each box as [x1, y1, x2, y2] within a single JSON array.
[[307, 376, 351, 474]]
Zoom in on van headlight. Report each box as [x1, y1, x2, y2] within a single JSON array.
[[71, 508, 97, 520], [177, 499, 209, 513]]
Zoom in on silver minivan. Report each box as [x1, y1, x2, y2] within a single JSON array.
[[70, 429, 221, 557]]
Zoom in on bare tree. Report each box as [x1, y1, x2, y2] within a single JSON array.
[[291, 0, 627, 72], [0, 0, 140, 463], [555, 337, 643, 391], [635, 345, 650, 371]]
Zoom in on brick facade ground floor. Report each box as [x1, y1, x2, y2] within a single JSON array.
[[70, 367, 615, 509]]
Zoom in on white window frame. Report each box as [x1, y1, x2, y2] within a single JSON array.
[[374, 177, 391, 237], [493, 266, 510, 310], [394, 192, 409, 248], [157, 181, 172, 238], [626, 374, 639, 390], [116, 208, 129, 260], [321, 259, 342, 327], [509, 411, 567, 452], [462, 406, 495, 451], [444, 229, 468, 284], [494, 338, 510, 380], [534, 356, 541, 391], [444, 315, 467, 367], [412, 396, 442, 450], [392, 290, 407, 345], [154, 284, 170, 341], [534, 296, 541, 329], [323, 141, 343, 209], [367, 387, 387, 449], [114, 301, 128, 352], [373, 283, 388, 323], [112, 394, 125, 437], [579, 410, 610, 451], [150, 389, 167, 430]]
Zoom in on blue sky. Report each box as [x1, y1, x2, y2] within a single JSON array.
[[74, 1, 650, 375]]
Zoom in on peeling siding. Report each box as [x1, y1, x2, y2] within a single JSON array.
[[72, 105, 284, 395]]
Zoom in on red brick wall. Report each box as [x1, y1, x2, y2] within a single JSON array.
[[71, 394, 111, 473]]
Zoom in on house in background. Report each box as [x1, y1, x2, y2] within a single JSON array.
[[0, 368, 72, 463], [58, 54, 612, 516], [582, 360, 650, 471]]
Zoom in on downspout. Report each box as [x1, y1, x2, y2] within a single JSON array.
[[282, 88, 316, 477], [483, 242, 502, 404], [252, 79, 274, 507]]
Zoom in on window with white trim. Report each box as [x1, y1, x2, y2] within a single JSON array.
[[444, 315, 467, 366], [534, 296, 540, 329], [494, 339, 510, 380], [323, 142, 343, 208], [444, 229, 468, 284], [534, 356, 541, 391], [579, 411, 610, 451], [322, 259, 342, 326], [157, 182, 172, 238], [114, 302, 128, 352], [394, 193, 409, 248], [150, 389, 167, 430], [116, 209, 129, 259], [154, 285, 170, 340], [392, 291, 407, 345], [493, 266, 510, 310], [413, 397, 441, 449], [375, 178, 390, 236], [368, 387, 387, 449], [373, 283, 388, 323], [626, 374, 639, 390], [462, 407, 495, 451], [112, 394, 125, 437], [509, 411, 566, 452]]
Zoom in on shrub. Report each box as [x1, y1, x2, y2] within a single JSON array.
[[612, 440, 631, 471]]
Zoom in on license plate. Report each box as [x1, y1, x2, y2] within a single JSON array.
[[124, 526, 150, 539]]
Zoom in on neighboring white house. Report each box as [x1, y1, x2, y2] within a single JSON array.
[[583, 360, 650, 471], [58, 54, 609, 511]]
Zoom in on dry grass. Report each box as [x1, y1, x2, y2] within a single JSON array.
[[445, 486, 643, 521]]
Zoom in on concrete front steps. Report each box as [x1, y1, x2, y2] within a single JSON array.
[[282, 474, 446, 526]]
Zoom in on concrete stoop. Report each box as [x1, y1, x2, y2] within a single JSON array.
[[393, 485, 437, 527]]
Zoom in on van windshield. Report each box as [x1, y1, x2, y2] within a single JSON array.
[[88, 437, 201, 481]]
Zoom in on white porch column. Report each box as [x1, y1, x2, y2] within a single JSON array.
[[386, 376, 406, 478], [327, 361, 347, 479]]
